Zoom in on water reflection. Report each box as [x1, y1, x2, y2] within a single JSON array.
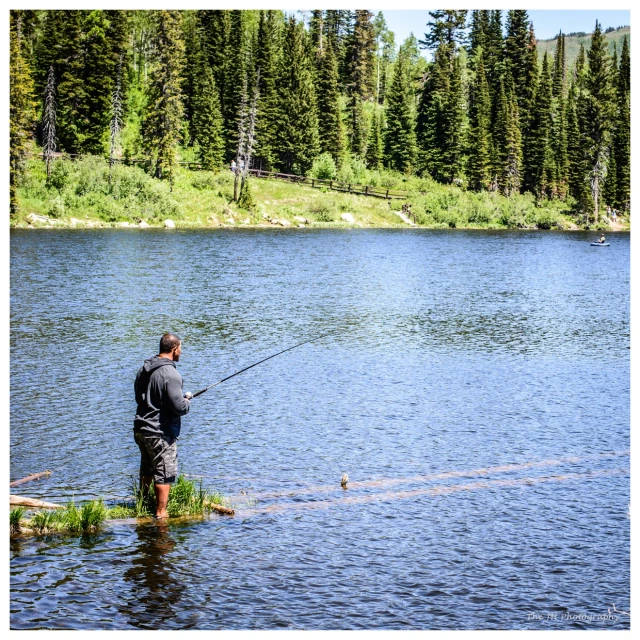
[[120, 522, 185, 629]]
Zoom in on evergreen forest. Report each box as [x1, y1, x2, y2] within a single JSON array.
[[9, 9, 631, 222]]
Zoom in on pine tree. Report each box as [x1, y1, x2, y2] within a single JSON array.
[[493, 78, 522, 196], [614, 35, 630, 211], [384, 38, 417, 173], [254, 10, 282, 170], [583, 21, 616, 222], [316, 40, 346, 162], [504, 10, 530, 106], [467, 54, 492, 190], [142, 10, 186, 186], [417, 43, 450, 179], [81, 10, 116, 154], [417, 43, 464, 182], [10, 11, 37, 215], [378, 29, 395, 106], [566, 81, 589, 208], [346, 10, 376, 100], [181, 11, 203, 145], [526, 52, 554, 198], [199, 9, 230, 103], [419, 10, 468, 51], [192, 60, 224, 170], [221, 10, 251, 160], [551, 34, 568, 198], [468, 10, 490, 55], [275, 17, 319, 174], [54, 10, 86, 154], [366, 107, 384, 169]]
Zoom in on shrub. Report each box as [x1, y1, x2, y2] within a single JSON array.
[[48, 159, 70, 191], [47, 195, 65, 218], [191, 172, 217, 190], [309, 153, 337, 180], [237, 178, 256, 210], [307, 199, 336, 222]]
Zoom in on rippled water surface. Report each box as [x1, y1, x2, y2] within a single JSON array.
[[10, 229, 630, 629]]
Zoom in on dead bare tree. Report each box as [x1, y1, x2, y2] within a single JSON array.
[[109, 54, 124, 183], [42, 66, 57, 182], [234, 68, 260, 203]]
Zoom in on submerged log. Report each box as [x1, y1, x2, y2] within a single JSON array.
[[10, 495, 63, 509], [206, 501, 235, 516], [9, 470, 51, 487]]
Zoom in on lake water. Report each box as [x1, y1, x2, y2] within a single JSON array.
[[10, 229, 630, 629]]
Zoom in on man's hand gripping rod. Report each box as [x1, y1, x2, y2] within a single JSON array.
[[188, 332, 335, 400]]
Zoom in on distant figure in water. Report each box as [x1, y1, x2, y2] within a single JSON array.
[[341, 473, 348, 488], [599, 234, 606, 244]]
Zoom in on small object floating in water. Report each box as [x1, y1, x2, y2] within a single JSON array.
[[590, 242, 610, 246], [341, 474, 349, 488]]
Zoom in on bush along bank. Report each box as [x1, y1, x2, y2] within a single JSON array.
[[11, 156, 628, 231]]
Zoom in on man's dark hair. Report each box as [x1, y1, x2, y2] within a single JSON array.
[[159, 333, 181, 354]]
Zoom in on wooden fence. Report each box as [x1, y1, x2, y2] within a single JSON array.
[[247, 168, 408, 200]]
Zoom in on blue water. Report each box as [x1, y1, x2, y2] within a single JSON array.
[[10, 229, 630, 629]]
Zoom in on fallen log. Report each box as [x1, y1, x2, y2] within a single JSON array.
[[9, 470, 51, 487], [206, 501, 235, 516], [10, 495, 63, 509]]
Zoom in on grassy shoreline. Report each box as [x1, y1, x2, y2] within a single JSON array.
[[11, 156, 630, 232], [10, 475, 229, 537]]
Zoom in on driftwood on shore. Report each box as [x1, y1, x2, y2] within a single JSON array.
[[9, 471, 51, 487], [10, 495, 63, 509]]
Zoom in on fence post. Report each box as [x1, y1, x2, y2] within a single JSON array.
[[330, 181, 333, 191], [386, 189, 389, 199], [365, 185, 369, 196], [349, 184, 352, 193], [312, 178, 315, 188]]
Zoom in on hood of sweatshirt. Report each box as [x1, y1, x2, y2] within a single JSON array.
[[142, 355, 176, 373]]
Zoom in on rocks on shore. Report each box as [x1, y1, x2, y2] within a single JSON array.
[[341, 212, 355, 224], [164, 219, 176, 229], [26, 213, 64, 227]]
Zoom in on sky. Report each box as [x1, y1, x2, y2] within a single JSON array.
[[381, 9, 630, 54]]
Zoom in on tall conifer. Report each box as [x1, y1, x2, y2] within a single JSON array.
[[10, 11, 37, 215], [254, 10, 282, 170], [316, 40, 346, 162], [142, 10, 185, 186], [467, 55, 492, 190], [275, 17, 319, 174], [384, 39, 417, 173], [583, 21, 615, 222], [614, 35, 630, 211]]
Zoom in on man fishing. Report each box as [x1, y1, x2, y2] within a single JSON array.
[[134, 333, 192, 519]]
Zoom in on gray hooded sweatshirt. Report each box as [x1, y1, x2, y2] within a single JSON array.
[[134, 356, 190, 439]]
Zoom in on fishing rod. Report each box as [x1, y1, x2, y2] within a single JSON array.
[[189, 331, 336, 399]]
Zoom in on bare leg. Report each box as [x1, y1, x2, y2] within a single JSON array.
[[155, 483, 171, 518]]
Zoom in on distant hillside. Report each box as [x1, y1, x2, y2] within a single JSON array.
[[537, 26, 630, 69]]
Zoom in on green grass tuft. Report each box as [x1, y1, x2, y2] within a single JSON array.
[[106, 474, 226, 520], [10, 507, 26, 534]]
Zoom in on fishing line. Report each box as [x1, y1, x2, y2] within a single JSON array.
[[190, 330, 337, 399]]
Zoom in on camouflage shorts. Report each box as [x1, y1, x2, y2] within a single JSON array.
[[134, 431, 178, 485]]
